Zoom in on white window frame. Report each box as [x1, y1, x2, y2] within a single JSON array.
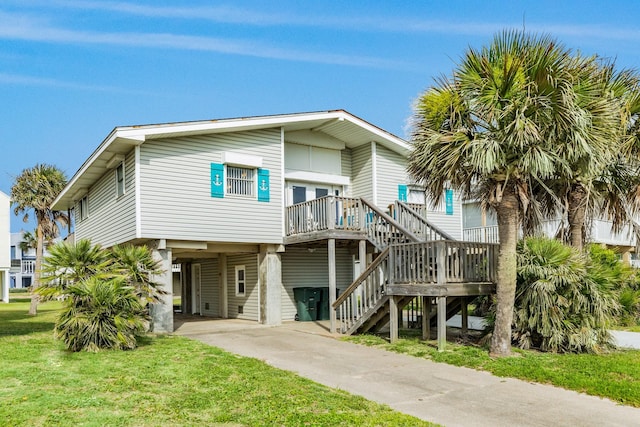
[[407, 185, 426, 205], [115, 161, 125, 197], [79, 196, 89, 221], [226, 166, 255, 198], [235, 265, 246, 297]]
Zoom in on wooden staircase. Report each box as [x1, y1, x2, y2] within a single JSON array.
[[332, 199, 497, 341]]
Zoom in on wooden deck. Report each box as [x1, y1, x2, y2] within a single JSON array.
[[284, 196, 499, 350]]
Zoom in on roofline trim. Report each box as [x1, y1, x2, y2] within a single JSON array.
[[52, 110, 409, 209]]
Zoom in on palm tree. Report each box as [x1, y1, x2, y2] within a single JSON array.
[[513, 237, 617, 353], [11, 164, 68, 315], [38, 239, 164, 352], [39, 239, 112, 299], [110, 244, 166, 305], [547, 61, 640, 250], [408, 30, 595, 356], [18, 230, 37, 254], [55, 276, 148, 352]]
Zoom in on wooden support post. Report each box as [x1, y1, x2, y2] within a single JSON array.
[[327, 196, 335, 230], [218, 254, 228, 318], [461, 296, 468, 336], [435, 241, 447, 351], [328, 238, 337, 333], [359, 239, 367, 274], [437, 296, 446, 351], [150, 245, 174, 333], [422, 296, 431, 340], [389, 296, 398, 343]]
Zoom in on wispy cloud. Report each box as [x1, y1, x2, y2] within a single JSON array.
[[0, 10, 405, 69], [48, 0, 294, 26], [0, 72, 146, 93], [14, 0, 640, 43]]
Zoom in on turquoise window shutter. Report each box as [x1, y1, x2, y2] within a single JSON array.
[[398, 184, 407, 202], [257, 168, 270, 202], [210, 163, 224, 198], [445, 189, 454, 215]]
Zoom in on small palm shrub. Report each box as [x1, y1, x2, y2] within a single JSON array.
[[55, 276, 148, 352], [618, 288, 640, 325], [39, 239, 165, 352], [39, 239, 112, 300], [511, 237, 618, 353], [588, 244, 640, 326], [110, 244, 166, 305]]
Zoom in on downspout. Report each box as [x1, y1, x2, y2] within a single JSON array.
[[135, 145, 142, 238], [371, 141, 377, 205]]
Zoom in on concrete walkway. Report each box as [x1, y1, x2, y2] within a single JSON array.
[[175, 319, 640, 427], [612, 330, 640, 349]]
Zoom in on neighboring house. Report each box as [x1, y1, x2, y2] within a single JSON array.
[[462, 200, 638, 263], [52, 110, 493, 339], [0, 191, 9, 303], [9, 232, 38, 289]]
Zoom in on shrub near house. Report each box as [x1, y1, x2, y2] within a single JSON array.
[[511, 237, 619, 353], [38, 239, 165, 352]]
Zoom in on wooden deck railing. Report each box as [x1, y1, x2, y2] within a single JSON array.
[[359, 198, 421, 249], [393, 200, 454, 241], [285, 196, 421, 249], [285, 196, 363, 235], [463, 226, 499, 243], [389, 240, 498, 285]]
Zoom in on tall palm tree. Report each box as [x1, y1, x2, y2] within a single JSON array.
[[408, 30, 595, 356], [553, 61, 640, 250], [11, 164, 68, 315]]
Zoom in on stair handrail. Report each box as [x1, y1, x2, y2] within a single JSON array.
[[332, 199, 421, 332], [359, 198, 422, 248], [394, 200, 455, 241], [333, 246, 390, 309]]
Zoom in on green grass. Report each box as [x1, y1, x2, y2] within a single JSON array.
[[618, 325, 640, 332], [0, 301, 434, 426], [346, 333, 640, 407]]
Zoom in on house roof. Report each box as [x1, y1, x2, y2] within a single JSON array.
[[52, 110, 410, 210]]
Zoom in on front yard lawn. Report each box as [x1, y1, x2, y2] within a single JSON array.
[[346, 333, 640, 407], [1, 301, 433, 426]]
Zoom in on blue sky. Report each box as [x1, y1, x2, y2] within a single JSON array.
[[2, 0, 640, 232]]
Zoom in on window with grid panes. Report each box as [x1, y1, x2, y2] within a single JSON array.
[[226, 166, 254, 197]]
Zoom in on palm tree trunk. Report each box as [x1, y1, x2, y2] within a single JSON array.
[[567, 184, 587, 251], [490, 185, 519, 357], [28, 218, 44, 316]]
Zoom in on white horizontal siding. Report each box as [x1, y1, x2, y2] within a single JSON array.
[[375, 144, 408, 210], [350, 144, 372, 201], [200, 259, 219, 317], [425, 191, 463, 240], [281, 247, 353, 321], [75, 149, 137, 247], [341, 148, 353, 197], [139, 129, 282, 243], [227, 254, 258, 321]]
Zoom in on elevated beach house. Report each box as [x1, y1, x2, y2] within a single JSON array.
[[52, 110, 496, 341]]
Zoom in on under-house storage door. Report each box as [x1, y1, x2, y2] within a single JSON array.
[[191, 263, 202, 315]]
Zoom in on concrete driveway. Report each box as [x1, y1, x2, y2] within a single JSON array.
[[175, 318, 640, 427]]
